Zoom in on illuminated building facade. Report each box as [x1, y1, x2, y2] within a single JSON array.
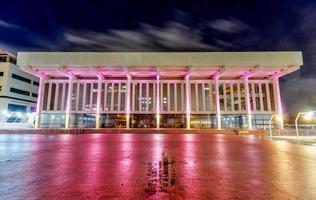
[[0, 50, 39, 117], [17, 52, 303, 129]]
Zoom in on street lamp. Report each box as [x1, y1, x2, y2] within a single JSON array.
[[295, 111, 316, 141], [269, 114, 283, 138]]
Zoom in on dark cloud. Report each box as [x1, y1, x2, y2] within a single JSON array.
[[208, 18, 251, 33], [63, 21, 220, 51], [0, 20, 23, 30]]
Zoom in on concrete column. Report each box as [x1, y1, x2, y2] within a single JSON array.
[[35, 77, 46, 128], [96, 76, 103, 128], [156, 74, 160, 129], [65, 77, 73, 129], [185, 74, 191, 129], [126, 75, 131, 128], [244, 77, 252, 130], [214, 76, 221, 129], [273, 76, 284, 129]]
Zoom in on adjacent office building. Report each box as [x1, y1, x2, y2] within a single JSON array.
[[0, 50, 39, 122], [17, 52, 303, 129]]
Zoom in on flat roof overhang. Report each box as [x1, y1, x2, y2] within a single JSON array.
[[17, 52, 303, 79]]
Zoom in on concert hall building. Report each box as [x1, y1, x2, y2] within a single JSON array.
[[17, 52, 303, 129]]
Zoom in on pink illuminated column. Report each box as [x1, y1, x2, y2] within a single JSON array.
[[65, 77, 73, 129], [126, 75, 131, 128], [185, 73, 191, 129], [96, 76, 103, 128], [214, 75, 221, 129], [243, 76, 252, 130], [273, 75, 284, 129], [35, 77, 46, 128], [156, 73, 160, 129]]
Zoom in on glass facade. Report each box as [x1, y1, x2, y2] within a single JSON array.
[[39, 78, 278, 129]]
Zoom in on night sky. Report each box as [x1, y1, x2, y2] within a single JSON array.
[[0, 0, 316, 116]]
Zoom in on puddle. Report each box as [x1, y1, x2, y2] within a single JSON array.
[[144, 151, 183, 197]]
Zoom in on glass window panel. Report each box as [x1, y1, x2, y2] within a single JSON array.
[[85, 83, 91, 111], [106, 83, 111, 111], [49, 83, 56, 111], [57, 83, 63, 111], [197, 83, 203, 111], [254, 83, 260, 111], [269, 83, 275, 111], [262, 83, 268, 111], [163, 83, 168, 111], [190, 83, 196, 111], [183, 83, 186, 112], [71, 83, 77, 111], [130, 83, 133, 111], [211, 83, 215, 112], [205, 83, 210, 112], [113, 83, 119, 111], [177, 83, 182, 112], [121, 83, 126, 111], [233, 84, 239, 111], [141, 83, 146, 111], [101, 83, 105, 111], [219, 83, 224, 111], [249, 83, 253, 111], [170, 83, 175, 111], [64, 83, 69, 111], [226, 83, 231, 111], [92, 83, 98, 112], [135, 83, 140, 111], [149, 83, 154, 111], [240, 83, 245, 110]]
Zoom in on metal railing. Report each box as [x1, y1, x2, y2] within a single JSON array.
[[269, 124, 316, 138]]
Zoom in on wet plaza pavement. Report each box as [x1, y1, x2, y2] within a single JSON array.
[[1, 133, 316, 200]]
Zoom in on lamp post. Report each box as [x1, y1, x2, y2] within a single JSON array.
[[295, 111, 315, 141], [269, 114, 283, 138]]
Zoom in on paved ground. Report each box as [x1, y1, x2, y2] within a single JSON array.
[[1, 133, 316, 200]]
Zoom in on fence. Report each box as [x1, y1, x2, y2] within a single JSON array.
[[269, 124, 316, 137]]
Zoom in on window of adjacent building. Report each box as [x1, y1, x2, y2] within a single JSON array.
[[9, 57, 17, 65], [12, 74, 31, 84], [8, 104, 27, 112], [0, 86, 2, 91], [0, 72, 4, 76], [33, 81, 39, 86], [10, 87, 30, 96], [32, 93, 38, 98], [0, 56, 7, 62], [30, 106, 36, 112]]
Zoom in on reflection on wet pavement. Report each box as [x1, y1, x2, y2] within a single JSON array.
[[0, 133, 316, 199]]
